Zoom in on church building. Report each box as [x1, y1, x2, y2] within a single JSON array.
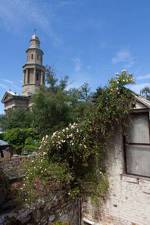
[[2, 34, 45, 112]]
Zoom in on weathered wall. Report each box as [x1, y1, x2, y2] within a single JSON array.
[[0, 155, 30, 180], [82, 132, 150, 225], [0, 156, 80, 225]]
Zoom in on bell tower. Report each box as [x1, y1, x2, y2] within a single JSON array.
[[22, 34, 45, 96]]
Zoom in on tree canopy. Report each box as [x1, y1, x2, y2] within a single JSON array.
[[31, 67, 91, 136], [140, 86, 150, 100], [0, 108, 33, 130]]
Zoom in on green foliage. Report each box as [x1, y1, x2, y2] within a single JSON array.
[[68, 83, 92, 121], [32, 67, 73, 137], [0, 131, 4, 140], [22, 71, 134, 205], [0, 108, 33, 130], [22, 153, 72, 203], [86, 71, 134, 140], [140, 86, 150, 100], [32, 68, 92, 136], [4, 128, 39, 154], [0, 68, 92, 138], [32, 86, 73, 137], [51, 221, 69, 225], [0, 114, 5, 130]]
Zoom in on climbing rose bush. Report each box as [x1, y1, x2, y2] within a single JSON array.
[[22, 121, 106, 203], [21, 71, 134, 204]]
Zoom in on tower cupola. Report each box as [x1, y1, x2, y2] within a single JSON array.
[[30, 34, 40, 48]]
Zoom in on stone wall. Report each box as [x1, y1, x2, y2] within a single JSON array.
[[82, 132, 150, 225], [0, 156, 80, 225], [0, 155, 29, 180]]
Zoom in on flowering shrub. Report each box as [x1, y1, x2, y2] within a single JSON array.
[[22, 71, 134, 206], [22, 153, 72, 203], [43, 123, 92, 166], [22, 122, 105, 203]]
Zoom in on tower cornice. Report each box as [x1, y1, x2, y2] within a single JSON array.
[[22, 64, 45, 71], [26, 48, 44, 55]]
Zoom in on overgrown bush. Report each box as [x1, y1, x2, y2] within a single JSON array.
[[4, 128, 39, 154], [21, 71, 134, 209]]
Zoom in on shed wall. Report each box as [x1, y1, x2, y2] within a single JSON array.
[[82, 132, 150, 225]]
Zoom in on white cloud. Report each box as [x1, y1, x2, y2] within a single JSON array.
[[0, 78, 20, 92], [1, 79, 14, 85], [0, 0, 60, 45], [137, 73, 150, 80], [56, 0, 76, 7], [129, 83, 150, 94], [0, 83, 8, 90], [112, 49, 135, 68], [73, 58, 82, 72]]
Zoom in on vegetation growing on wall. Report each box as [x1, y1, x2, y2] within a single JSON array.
[[21, 71, 135, 210], [52, 221, 69, 225]]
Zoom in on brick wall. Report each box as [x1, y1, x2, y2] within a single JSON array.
[[82, 132, 150, 225]]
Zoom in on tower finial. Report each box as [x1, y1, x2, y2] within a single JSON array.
[[33, 28, 37, 35]]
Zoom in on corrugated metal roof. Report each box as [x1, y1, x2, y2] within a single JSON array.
[[0, 140, 9, 146]]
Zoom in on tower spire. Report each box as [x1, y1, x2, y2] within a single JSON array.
[[33, 28, 37, 35]]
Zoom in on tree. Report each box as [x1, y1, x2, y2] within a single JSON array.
[[32, 69, 73, 136], [68, 83, 92, 121], [32, 67, 93, 136], [0, 108, 33, 130], [4, 128, 39, 154], [0, 67, 91, 140], [79, 82, 91, 102], [92, 87, 104, 103], [140, 86, 150, 100]]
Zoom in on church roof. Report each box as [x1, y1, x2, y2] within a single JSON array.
[[1, 91, 29, 103], [0, 140, 9, 146], [7, 90, 17, 96]]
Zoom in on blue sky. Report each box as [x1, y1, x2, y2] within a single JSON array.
[[1, 0, 150, 113]]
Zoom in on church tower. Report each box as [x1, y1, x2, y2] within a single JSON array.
[[22, 34, 45, 96]]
